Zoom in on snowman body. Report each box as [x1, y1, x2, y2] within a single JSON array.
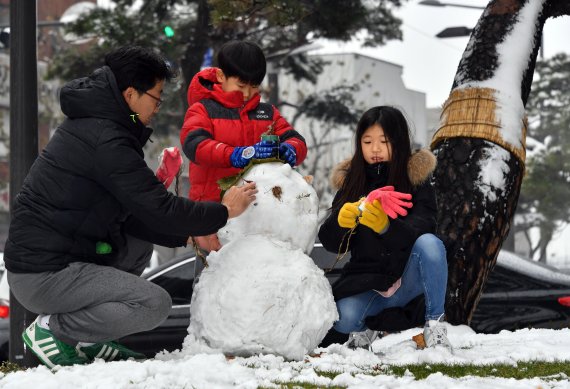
[[186, 163, 338, 360]]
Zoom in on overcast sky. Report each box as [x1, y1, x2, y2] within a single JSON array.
[[369, 0, 570, 108]]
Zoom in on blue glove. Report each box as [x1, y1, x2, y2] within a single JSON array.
[[254, 140, 278, 159], [230, 140, 277, 168], [279, 143, 297, 167]]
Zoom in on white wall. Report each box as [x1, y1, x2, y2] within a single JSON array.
[[279, 53, 427, 146]]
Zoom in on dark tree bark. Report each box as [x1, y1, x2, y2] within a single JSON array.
[[433, 139, 524, 324], [537, 223, 554, 263], [431, 0, 570, 325]]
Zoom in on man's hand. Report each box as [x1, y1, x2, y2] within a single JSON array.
[[221, 181, 258, 218], [190, 234, 221, 252]]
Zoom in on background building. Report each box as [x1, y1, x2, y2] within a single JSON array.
[[277, 51, 428, 212]]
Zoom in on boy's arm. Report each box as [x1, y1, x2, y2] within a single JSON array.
[[272, 106, 307, 166], [180, 102, 234, 168]]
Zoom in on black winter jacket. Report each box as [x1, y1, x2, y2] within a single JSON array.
[[5, 66, 228, 273], [318, 149, 438, 301]]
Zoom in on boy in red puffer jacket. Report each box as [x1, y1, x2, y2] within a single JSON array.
[[180, 40, 307, 251]]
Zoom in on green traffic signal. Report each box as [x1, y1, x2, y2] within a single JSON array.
[[164, 26, 175, 38]]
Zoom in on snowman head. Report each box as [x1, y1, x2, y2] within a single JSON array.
[[218, 162, 319, 253]]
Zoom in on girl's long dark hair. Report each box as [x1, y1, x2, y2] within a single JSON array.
[[333, 106, 413, 210]]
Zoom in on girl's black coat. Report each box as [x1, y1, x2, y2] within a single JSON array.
[[5, 66, 228, 273], [318, 149, 438, 301]]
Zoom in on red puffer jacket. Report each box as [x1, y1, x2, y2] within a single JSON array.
[[180, 67, 307, 201]]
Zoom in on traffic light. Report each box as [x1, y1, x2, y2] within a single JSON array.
[[164, 26, 174, 38]]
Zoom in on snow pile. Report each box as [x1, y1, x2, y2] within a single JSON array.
[[185, 162, 338, 360]]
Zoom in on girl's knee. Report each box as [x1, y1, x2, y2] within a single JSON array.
[[334, 299, 365, 333], [415, 234, 446, 261]]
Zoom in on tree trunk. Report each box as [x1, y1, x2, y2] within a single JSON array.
[[433, 138, 523, 324], [537, 223, 554, 263], [502, 228, 515, 252], [430, 0, 570, 325]]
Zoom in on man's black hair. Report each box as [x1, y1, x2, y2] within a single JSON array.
[[105, 45, 176, 92], [216, 40, 266, 86]]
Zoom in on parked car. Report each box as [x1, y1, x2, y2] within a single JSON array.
[[119, 245, 570, 357], [471, 250, 570, 332], [1, 246, 570, 360], [143, 250, 163, 276]]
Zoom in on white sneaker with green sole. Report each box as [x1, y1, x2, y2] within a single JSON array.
[[79, 341, 146, 362], [22, 317, 89, 369]]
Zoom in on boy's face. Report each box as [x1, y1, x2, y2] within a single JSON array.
[[216, 69, 259, 102]]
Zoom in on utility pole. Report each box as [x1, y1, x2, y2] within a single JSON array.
[[9, 0, 39, 367]]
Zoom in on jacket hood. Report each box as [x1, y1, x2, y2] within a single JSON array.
[[330, 148, 437, 189], [60, 66, 151, 143], [187, 67, 261, 109]]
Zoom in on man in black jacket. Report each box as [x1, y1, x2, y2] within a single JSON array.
[[4, 46, 257, 369]]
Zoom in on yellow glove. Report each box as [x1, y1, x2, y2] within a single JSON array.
[[337, 200, 362, 229], [359, 200, 389, 233]]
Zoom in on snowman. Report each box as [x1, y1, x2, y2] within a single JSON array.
[[184, 161, 338, 361]]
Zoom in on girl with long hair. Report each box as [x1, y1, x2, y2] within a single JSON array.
[[318, 106, 451, 351]]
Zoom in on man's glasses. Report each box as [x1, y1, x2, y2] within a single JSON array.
[[144, 91, 163, 108]]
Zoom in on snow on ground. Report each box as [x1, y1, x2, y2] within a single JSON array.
[[2, 325, 570, 388]]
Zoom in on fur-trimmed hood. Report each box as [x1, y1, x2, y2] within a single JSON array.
[[330, 148, 437, 189]]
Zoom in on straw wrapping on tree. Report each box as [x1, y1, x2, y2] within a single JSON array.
[[431, 87, 527, 165]]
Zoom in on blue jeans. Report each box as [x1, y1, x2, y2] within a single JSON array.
[[334, 233, 447, 334]]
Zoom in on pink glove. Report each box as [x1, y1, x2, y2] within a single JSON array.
[[362, 186, 413, 219], [156, 147, 183, 189]]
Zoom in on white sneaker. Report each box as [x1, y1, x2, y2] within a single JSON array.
[[423, 314, 452, 350], [344, 329, 380, 352], [22, 316, 89, 369]]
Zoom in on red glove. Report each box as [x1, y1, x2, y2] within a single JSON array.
[[362, 186, 413, 219], [156, 147, 183, 189]]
